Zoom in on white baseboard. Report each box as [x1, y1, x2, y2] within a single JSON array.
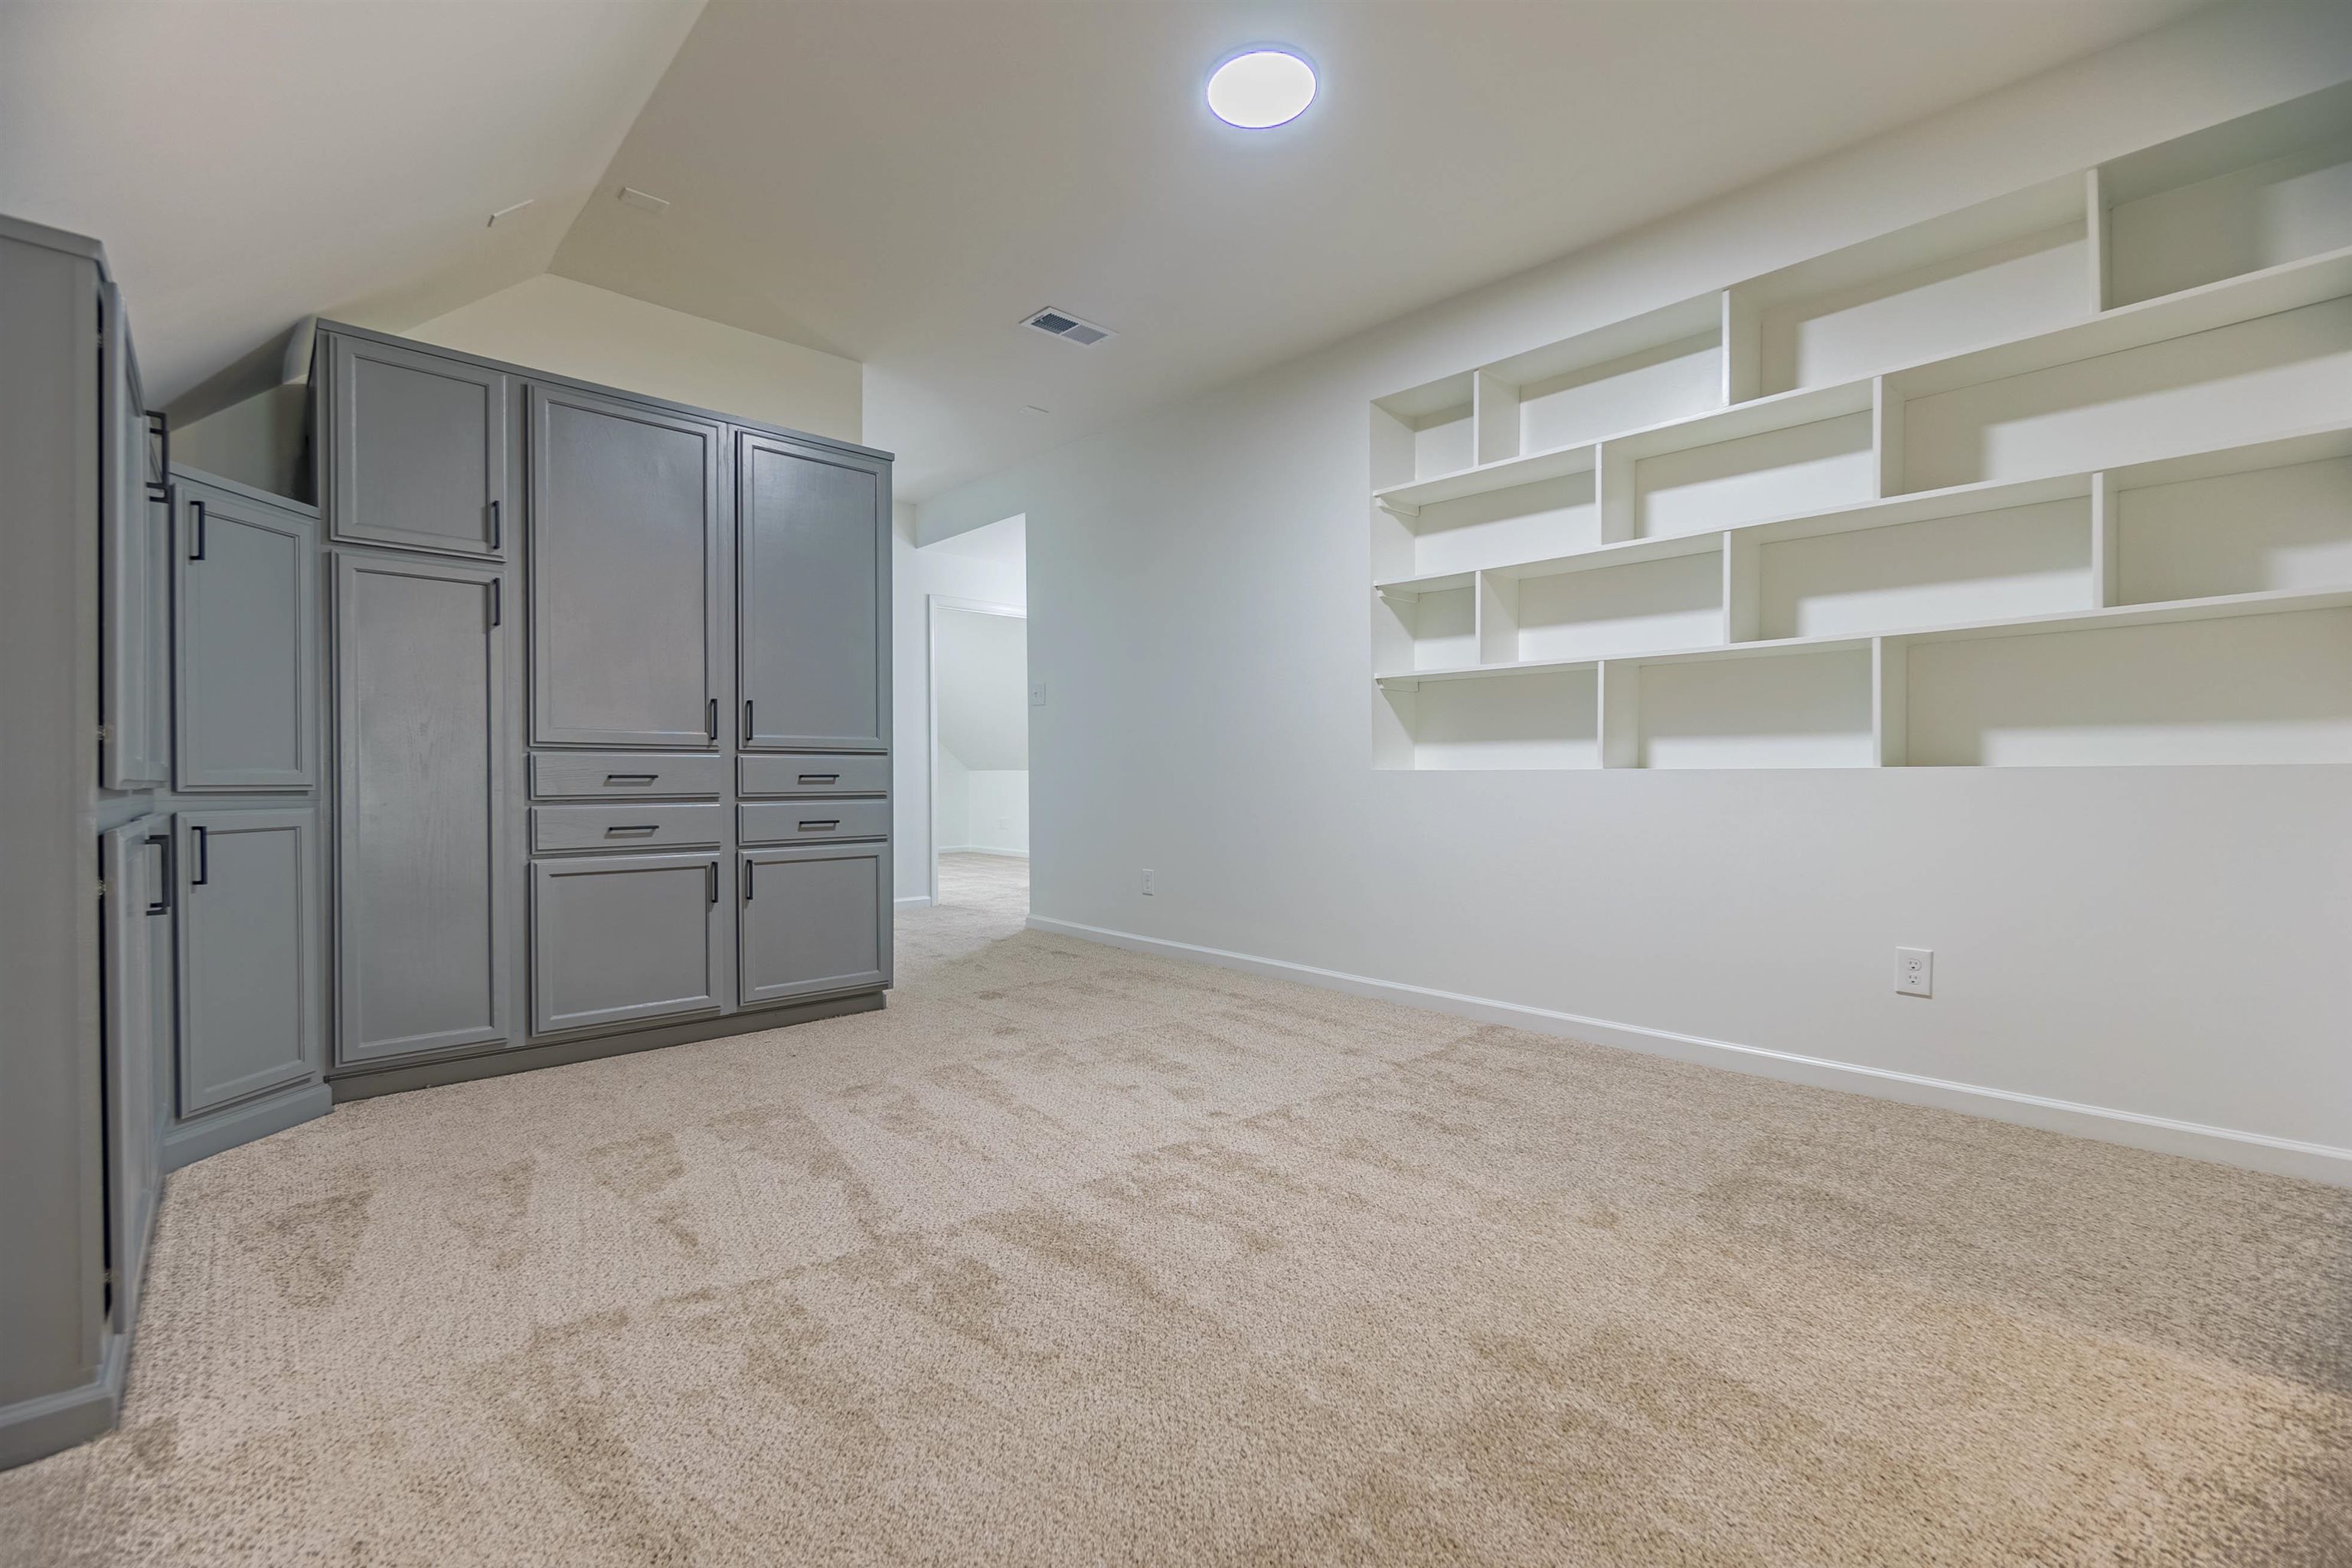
[[939, 846, 1029, 860], [1026, 914, 2352, 1190], [894, 894, 934, 909]]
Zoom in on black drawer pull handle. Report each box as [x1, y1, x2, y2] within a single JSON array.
[[605, 825, 658, 836], [189, 825, 209, 887], [188, 498, 206, 560], [798, 773, 839, 786], [707, 861, 717, 904], [603, 773, 657, 786], [488, 498, 501, 551], [707, 697, 717, 741], [145, 410, 169, 501], [743, 700, 754, 743], [144, 832, 172, 915], [489, 579, 501, 627], [743, 860, 754, 901], [799, 820, 840, 832]]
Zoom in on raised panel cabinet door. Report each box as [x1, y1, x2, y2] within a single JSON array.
[[530, 386, 722, 749], [100, 817, 168, 1332], [737, 435, 890, 752], [173, 478, 316, 791], [328, 334, 508, 558], [175, 808, 319, 1116], [530, 853, 721, 1035], [737, 844, 889, 1007], [100, 284, 169, 789], [335, 554, 510, 1065]]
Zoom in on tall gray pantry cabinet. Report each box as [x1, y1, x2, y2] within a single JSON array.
[[318, 322, 894, 1099], [0, 211, 893, 1472]]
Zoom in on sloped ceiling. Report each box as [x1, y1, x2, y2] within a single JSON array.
[[550, 0, 2213, 498], [4, 0, 2217, 488], [0, 0, 703, 418]]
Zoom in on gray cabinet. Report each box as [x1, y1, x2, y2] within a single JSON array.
[[333, 554, 510, 1065], [175, 808, 319, 1116], [99, 818, 168, 1334], [531, 853, 722, 1034], [325, 334, 508, 559], [738, 844, 889, 1006], [529, 386, 722, 749], [100, 284, 168, 790], [173, 475, 315, 792], [737, 434, 889, 752]]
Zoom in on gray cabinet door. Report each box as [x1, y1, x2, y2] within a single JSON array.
[[334, 554, 511, 1065], [529, 386, 722, 749], [327, 334, 508, 559], [99, 817, 168, 1331], [176, 808, 319, 1116], [100, 285, 169, 789], [531, 853, 721, 1034], [737, 435, 889, 752], [173, 478, 315, 792], [738, 844, 889, 1007]]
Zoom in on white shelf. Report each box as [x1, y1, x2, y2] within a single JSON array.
[[1370, 83, 2352, 771], [1377, 586, 2352, 688]]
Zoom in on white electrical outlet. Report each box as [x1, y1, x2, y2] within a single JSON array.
[[1896, 947, 1932, 998], [1030, 681, 1047, 707], [1141, 868, 1155, 896]]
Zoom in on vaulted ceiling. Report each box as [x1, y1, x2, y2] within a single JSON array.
[[3, 0, 2213, 495]]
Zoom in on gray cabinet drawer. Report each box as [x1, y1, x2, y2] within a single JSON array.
[[531, 751, 724, 800], [533, 803, 724, 854], [737, 752, 889, 798], [738, 799, 890, 845]]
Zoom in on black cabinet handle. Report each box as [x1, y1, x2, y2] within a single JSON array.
[[743, 859, 754, 901], [603, 773, 657, 786], [742, 700, 754, 743], [144, 410, 168, 501], [188, 498, 206, 560], [605, 825, 658, 837], [799, 820, 840, 832], [488, 579, 501, 627], [189, 825, 208, 887], [488, 498, 501, 551], [706, 861, 718, 904], [144, 833, 172, 915], [707, 697, 717, 741]]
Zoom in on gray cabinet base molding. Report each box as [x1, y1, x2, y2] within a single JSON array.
[[0, 1330, 128, 1473], [328, 990, 886, 1101], [162, 1080, 333, 1174]]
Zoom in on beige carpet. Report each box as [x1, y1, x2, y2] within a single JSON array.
[[5, 853, 2347, 1566]]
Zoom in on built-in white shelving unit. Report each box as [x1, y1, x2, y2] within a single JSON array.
[[1370, 80, 2352, 769]]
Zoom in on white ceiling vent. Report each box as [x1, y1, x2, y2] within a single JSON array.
[[1023, 308, 1115, 345]]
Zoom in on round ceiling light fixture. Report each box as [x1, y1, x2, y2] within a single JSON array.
[[1206, 48, 1317, 129]]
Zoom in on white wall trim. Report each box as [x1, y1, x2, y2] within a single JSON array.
[[894, 894, 934, 910], [1027, 914, 2352, 1190], [939, 846, 1029, 860]]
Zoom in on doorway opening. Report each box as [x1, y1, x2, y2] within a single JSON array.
[[926, 597, 1027, 912]]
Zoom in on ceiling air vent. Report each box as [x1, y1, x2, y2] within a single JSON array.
[[1023, 308, 1115, 346]]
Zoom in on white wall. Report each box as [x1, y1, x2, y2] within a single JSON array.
[[891, 506, 1027, 900], [916, 2, 2352, 1181], [406, 273, 862, 443]]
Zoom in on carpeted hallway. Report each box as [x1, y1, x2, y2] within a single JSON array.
[[3, 856, 2347, 1566]]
